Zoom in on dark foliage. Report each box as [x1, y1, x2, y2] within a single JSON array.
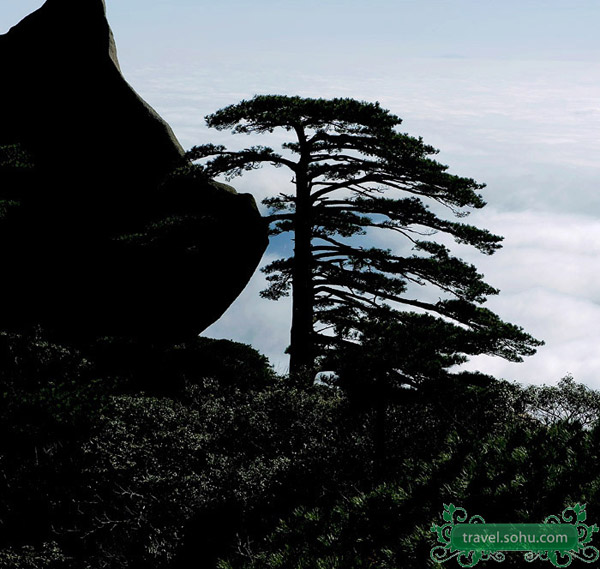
[[0, 105, 591, 569], [1, 324, 598, 568]]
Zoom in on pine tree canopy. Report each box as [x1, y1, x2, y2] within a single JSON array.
[[187, 95, 542, 377]]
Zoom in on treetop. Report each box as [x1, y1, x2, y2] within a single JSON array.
[[205, 95, 403, 135]]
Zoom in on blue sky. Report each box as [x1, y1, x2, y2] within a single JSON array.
[[3, 1, 600, 385], [111, 0, 600, 64], [7, 1, 600, 64]]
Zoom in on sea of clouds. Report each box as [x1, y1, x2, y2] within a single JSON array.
[[119, 53, 599, 387]]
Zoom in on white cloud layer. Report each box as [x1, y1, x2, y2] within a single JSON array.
[[457, 210, 600, 386], [205, 208, 600, 388], [129, 53, 600, 387], [138, 54, 600, 388]]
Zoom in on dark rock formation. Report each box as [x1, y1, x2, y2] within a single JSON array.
[[0, 0, 268, 343], [0, 0, 184, 182]]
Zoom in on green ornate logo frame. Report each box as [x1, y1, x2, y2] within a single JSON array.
[[430, 503, 599, 567]]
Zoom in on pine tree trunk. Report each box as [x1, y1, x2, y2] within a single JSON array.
[[374, 397, 387, 479], [289, 160, 314, 381]]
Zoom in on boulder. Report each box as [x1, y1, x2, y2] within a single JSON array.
[[0, 0, 183, 184], [0, 0, 268, 343]]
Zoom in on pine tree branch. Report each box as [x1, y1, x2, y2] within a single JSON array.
[[310, 175, 377, 200]]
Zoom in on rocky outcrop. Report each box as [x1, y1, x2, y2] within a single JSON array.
[[0, 0, 184, 184], [0, 0, 268, 343]]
